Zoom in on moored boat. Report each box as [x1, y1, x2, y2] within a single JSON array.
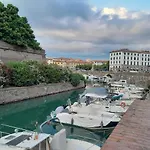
[[0, 124, 100, 150]]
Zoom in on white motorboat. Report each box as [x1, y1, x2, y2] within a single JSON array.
[[0, 125, 100, 150], [73, 93, 129, 114], [108, 80, 144, 100], [50, 106, 121, 131]]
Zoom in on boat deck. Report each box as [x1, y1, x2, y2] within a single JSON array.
[[101, 100, 150, 150]]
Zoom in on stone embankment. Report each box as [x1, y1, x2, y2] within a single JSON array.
[[0, 82, 85, 105], [0, 40, 45, 63], [77, 70, 150, 88]]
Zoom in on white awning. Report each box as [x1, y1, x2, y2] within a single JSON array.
[[85, 93, 107, 99]]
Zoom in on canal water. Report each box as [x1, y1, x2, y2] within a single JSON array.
[[0, 86, 112, 147]]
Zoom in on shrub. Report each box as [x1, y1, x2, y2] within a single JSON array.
[[70, 73, 84, 87], [0, 61, 84, 87]]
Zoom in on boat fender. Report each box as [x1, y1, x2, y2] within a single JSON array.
[[120, 102, 126, 108], [71, 118, 74, 125]]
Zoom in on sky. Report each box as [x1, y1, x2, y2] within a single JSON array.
[[1, 0, 150, 60]]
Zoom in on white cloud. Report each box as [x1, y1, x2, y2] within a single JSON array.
[[1, 0, 150, 58], [101, 7, 128, 19], [91, 6, 97, 12]]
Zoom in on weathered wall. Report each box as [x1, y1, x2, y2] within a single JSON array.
[[77, 70, 150, 87], [0, 41, 45, 62], [0, 82, 85, 105]]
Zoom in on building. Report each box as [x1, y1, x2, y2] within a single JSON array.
[[46, 57, 93, 69], [109, 49, 150, 72], [93, 60, 108, 66]]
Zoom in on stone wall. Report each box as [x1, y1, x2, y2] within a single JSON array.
[[0, 82, 85, 105], [0, 41, 45, 62], [78, 70, 150, 88]]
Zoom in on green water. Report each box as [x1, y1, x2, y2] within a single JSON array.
[[0, 86, 112, 146]]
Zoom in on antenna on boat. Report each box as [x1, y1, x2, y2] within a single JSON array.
[[67, 98, 71, 108], [100, 114, 104, 128]]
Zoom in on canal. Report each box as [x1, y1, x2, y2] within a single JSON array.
[[0, 86, 112, 147]]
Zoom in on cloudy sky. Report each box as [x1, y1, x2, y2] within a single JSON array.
[[1, 0, 150, 60]]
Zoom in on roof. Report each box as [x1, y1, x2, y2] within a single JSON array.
[[85, 93, 107, 99], [93, 60, 108, 63], [110, 49, 150, 54], [0, 132, 50, 149]]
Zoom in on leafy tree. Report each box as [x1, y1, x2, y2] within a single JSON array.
[[69, 73, 85, 87], [70, 73, 81, 87], [93, 61, 109, 71], [0, 2, 41, 50], [76, 64, 92, 70]]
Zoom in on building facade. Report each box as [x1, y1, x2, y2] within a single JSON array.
[[93, 60, 108, 66], [109, 49, 150, 72], [46, 57, 92, 69]]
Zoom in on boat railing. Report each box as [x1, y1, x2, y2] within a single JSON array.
[[0, 124, 34, 138], [68, 134, 102, 148], [0, 131, 9, 138]]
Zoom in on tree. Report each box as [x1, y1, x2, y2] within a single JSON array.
[[0, 2, 41, 50], [93, 61, 109, 71], [76, 64, 92, 70]]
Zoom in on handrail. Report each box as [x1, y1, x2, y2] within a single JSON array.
[[1, 124, 33, 133], [68, 134, 100, 143], [0, 131, 10, 138]]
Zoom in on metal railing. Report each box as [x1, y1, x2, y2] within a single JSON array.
[[0, 124, 34, 138]]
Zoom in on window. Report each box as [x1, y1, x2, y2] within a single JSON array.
[[124, 61, 125, 64], [137, 62, 139, 65], [131, 53, 133, 55], [124, 53, 126, 55], [134, 62, 136, 65], [119, 52, 121, 55], [134, 57, 136, 60], [128, 53, 129, 55], [145, 62, 147, 66], [127, 61, 129, 65], [127, 57, 129, 60], [116, 53, 118, 55], [142, 58, 143, 61], [131, 61, 132, 65], [142, 62, 143, 65], [145, 58, 147, 61], [124, 56, 126, 59], [134, 53, 136, 56], [131, 57, 132, 60]]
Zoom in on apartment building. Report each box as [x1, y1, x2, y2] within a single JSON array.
[[93, 60, 108, 66], [109, 49, 150, 72], [46, 57, 92, 69]]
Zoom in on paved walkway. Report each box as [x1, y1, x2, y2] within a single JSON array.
[[101, 100, 150, 150]]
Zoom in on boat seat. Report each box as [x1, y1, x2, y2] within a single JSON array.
[[50, 129, 67, 150]]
